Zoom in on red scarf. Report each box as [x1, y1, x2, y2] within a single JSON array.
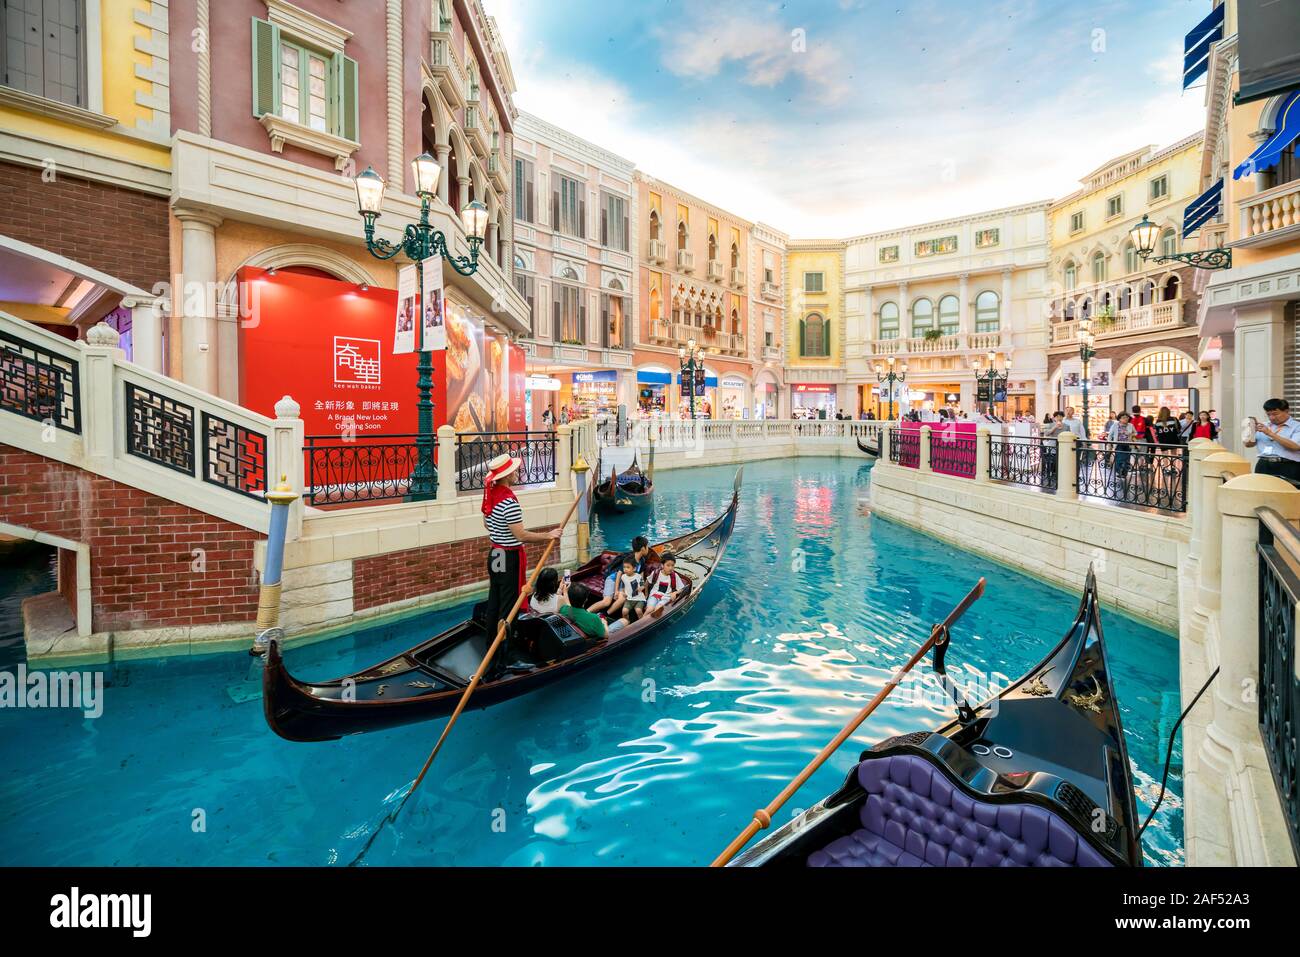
[[482, 482, 526, 591]]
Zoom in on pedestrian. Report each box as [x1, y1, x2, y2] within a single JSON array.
[[1209, 409, 1220, 430], [1191, 410, 1218, 442], [1178, 411, 1196, 442], [1112, 412, 1136, 486], [1150, 407, 1183, 446], [542, 407, 554, 430], [1245, 398, 1300, 481]]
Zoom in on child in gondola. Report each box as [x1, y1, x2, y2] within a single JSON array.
[[614, 556, 646, 622], [645, 553, 685, 618]]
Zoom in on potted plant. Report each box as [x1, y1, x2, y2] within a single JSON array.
[[923, 328, 944, 342]]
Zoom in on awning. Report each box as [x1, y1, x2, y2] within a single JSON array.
[[1183, 178, 1224, 237], [1233, 89, 1300, 179], [636, 370, 672, 385], [1183, 3, 1225, 89]]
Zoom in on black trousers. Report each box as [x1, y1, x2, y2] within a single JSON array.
[[1255, 458, 1300, 482], [484, 547, 522, 669]]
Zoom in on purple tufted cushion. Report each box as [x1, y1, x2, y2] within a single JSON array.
[[807, 753, 1112, 867]]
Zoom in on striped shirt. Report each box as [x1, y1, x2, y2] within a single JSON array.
[[485, 496, 524, 546]]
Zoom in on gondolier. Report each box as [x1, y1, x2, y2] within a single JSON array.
[[482, 453, 561, 668]]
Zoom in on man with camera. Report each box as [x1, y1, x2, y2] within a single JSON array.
[[1245, 398, 1300, 482]]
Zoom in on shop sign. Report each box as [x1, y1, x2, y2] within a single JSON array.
[[793, 383, 835, 394], [720, 375, 747, 390]]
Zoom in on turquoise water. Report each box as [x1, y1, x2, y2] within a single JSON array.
[[0, 458, 1183, 866]]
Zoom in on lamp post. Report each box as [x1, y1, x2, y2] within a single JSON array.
[[874, 355, 907, 421], [352, 158, 488, 500], [678, 339, 705, 418], [1129, 214, 1231, 270], [971, 350, 1011, 416], [1078, 315, 1097, 439]]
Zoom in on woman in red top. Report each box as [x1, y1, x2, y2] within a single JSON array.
[[1191, 410, 1218, 441]]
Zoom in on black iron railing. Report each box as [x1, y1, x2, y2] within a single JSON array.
[[1076, 439, 1189, 513], [303, 434, 428, 506], [929, 432, 976, 478], [457, 431, 557, 491], [1257, 507, 1300, 860], [0, 329, 81, 433], [125, 381, 196, 476], [989, 435, 1058, 492], [889, 428, 920, 468], [202, 412, 268, 499]]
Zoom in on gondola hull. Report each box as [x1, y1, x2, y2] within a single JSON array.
[[263, 471, 739, 742], [728, 568, 1142, 867], [592, 457, 654, 513], [856, 436, 879, 457]]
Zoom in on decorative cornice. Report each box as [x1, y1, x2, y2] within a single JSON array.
[[259, 114, 360, 171], [515, 112, 636, 176], [263, 0, 353, 50], [836, 200, 1052, 245], [635, 171, 754, 231], [0, 85, 116, 130]]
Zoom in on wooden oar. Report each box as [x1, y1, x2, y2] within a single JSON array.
[[710, 576, 986, 867], [350, 484, 586, 865]]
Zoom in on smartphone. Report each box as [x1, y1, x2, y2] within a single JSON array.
[[563, 570, 571, 585]]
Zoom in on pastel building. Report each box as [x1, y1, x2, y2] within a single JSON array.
[[510, 112, 636, 424], [749, 222, 788, 418], [784, 242, 846, 416]]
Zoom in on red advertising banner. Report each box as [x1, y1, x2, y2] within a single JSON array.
[[508, 343, 527, 432]]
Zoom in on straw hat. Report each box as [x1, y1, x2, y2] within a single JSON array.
[[485, 452, 522, 485]]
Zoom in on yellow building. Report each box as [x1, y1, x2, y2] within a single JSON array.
[[785, 241, 846, 415]]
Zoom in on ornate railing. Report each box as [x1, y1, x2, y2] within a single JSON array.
[[202, 412, 268, 500], [889, 427, 920, 468], [989, 435, 1058, 492], [125, 381, 196, 476], [456, 431, 557, 491], [303, 434, 426, 507], [597, 418, 633, 447], [0, 327, 81, 433], [929, 431, 976, 478], [1076, 439, 1189, 513], [1256, 506, 1300, 860]]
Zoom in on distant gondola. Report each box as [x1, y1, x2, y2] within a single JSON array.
[[592, 454, 654, 513], [856, 436, 879, 457], [262, 469, 741, 742], [729, 568, 1142, 867]]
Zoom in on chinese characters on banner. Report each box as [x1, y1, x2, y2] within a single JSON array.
[[421, 256, 446, 352], [393, 264, 417, 355]]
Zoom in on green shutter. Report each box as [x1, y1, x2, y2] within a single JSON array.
[[251, 18, 280, 118], [799, 320, 806, 356], [339, 54, 359, 142]]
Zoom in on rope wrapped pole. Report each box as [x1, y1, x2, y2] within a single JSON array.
[[251, 474, 298, 655]]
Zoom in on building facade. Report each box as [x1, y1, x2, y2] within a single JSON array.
[[510, 112, 636, 426], [784, 242, 846, 416], [634, 172, 765, 418], [839, 204, 1051, 419], [749, 222, 788, 418], [1046, 134, 1206, 435]]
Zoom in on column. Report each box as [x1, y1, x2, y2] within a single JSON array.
[[458, 176, 471, 213], [385, 0, 404, 184], [919, 424, 932, 472], [974, 424, 991, 484], [80, 323, 123, 462], [1218, 333, 1237, 455], [1186, 439, 1226, 566], [174, 207, 223, 395], [436, 424, 457, 503], [434, 143, 451, 206], [1000, 269, 1013, 328], [123, 297, 163, 373], [555, 424, 573, 492], [1195, 452, 1251, 615], [1056, 432, 1077, 500], [271, 395, 305, 541], [898, 282, 910, 339], [1232, 302, 1287, 463], [958, 272, 971, 337]]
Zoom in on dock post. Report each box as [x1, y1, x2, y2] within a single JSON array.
[[251, 474, 299, 655], [572, 455, 591, 562], [919, 425, 932, 473]]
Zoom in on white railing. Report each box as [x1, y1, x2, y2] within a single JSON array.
[[428, 30, 467, 108], [706, 260, 724, 281], [648, 239, 667, 263], [677, 250, 695, 272], [1050, 300, 1184, 344], [867, 329, 1006, 356], [627, 417, 894, 449], [1239, 179, 1300, 245]]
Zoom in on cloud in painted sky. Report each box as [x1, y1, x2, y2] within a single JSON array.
[[486, 0, 1209, 236]]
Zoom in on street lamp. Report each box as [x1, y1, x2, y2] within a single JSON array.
[[875, 355, 907, 421], [1129, 214, 1231, 270], [972, 351, 1011, 416], [352, 159, 488, 501], [1079, 315, 1097, 438], [678, 338, 706, 419]]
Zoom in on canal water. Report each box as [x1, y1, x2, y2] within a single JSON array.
[[0, 457, 1183, 866]]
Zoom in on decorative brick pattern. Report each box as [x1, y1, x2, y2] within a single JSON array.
[[0, 444, 262, 632], [353, 527, 558, 612]]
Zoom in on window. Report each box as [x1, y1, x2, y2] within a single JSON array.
[[911, 298, 934, 336], [1107, 194, 1124, 218], [648, 210, 661, 242], [975, 291, 1000, 332], [879, 245, 899, 263], [251, 18, 358, 144], [804, 272, 824, 293], [1070, 211, 1085, 233], [1280, 140, 1299, 186], [600, 192, 629, 251], [1123, 242, 1139, 274], [975, 229, 1000, 248], [1150, 175, 1169, 201], [552, 174, 585, 238], [938, 295, 959, 335], [730, 242, 740, 269], [915, 236, 957, 257], [1160, 230, 1178, 258], [1, 0, 87, 107], [764, 266, 774, 283], [1119, 286, 1132, 311], [513, 157, 535, 223], [552, 283, 584, 342], [1091, 251, 1107, 284], [878, 302, 899, 339], [1063, 261, 1077, 291], [676, 220, 687, 251], [801, 313, 829, 357], [601, 294, 627, 349], [513, 273, 536, 335]]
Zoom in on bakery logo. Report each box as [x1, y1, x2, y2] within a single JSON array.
[[333, 337, 381, 387]]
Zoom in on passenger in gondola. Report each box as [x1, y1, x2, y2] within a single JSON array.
[[527, 567, 567, 616], [559, 582, 607, 639], [616, 557, 647, 622], [590, 535, 656, 614], [645, 553, 685, 619]]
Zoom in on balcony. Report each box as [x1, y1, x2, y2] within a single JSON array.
[[677, 249, 695, 273], [706, 260, 724, 282], [1049, 300, 1185, 345], [428, 30, 466, 110], [487, 149, 507, 192], [1236, 179, 1300, 249], [464, 103, 489, 157], [648, 239, 666, 264], [763, 344, 781, 361], [730, 268, 746, 289], [760, 280, 780, 301], [866, 330, 1006, 357]]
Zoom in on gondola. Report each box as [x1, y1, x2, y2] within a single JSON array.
[[592, 454, 654, 513], [262, 468, 741, 742], [729, 568, 1143, 867], [856, 436, 879, 457]]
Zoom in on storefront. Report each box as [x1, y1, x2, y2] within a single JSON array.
[[791, 383, 837, 418], [569, 369, 619, 419], [1123, 351, 1199, 417], [754, 379, 779, 419], [717, 374, 748, 419], [678, 367, 718, 418], [636, 367, 672, 416], [525, 373, 561, 428]]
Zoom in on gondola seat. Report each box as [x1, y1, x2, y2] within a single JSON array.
[[806, 754, 1111, 867]]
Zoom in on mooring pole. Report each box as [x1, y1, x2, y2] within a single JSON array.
[[251, 474, 298, 656], [572, 455, 591, 562]]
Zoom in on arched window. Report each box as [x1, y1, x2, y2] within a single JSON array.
[[708, 233, 717, 261], [801, 313, 828, 357], [1159, 229, 1177, 258], [1063, 261, 1077, 291], [910, 297, 934, 336], [513, 254, 526, 271], [1163, 275, 1181, 302], [649, 286, 662, 323], [975, 291, 1000, 332], [446, 137, 461, 215], [730, 308, 740, 334], [878, 301, 899, 339], [649, 210, 661, 242], [938, 294, 959, 335], [560, 266, 579, 281], [677, 220, 687, 251], [608, 278, 624, 291], [1064, 299, 1076, 321], [1123, 242, 1140, 275], [730, 242, 739, 269], [1091, 251, 1107, 284], [1139, 280, 1155, 306], [1081, 297, 1092, 320], [1119, 286, 1132, 311]]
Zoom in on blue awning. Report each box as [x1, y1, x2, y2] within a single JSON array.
[[637, 371, 671, 385], [1183, 178, 1224, 237], [1234, 89, 1300, 179], [1183, 3, 1225, 89]]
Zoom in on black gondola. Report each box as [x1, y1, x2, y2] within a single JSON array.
[[592, 454, 654, 513], [729, 568, 1142, 867], [263, 468, 741, 742], [856, 436, 879, 457]]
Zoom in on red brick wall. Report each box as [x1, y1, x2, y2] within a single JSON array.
[[0, 161, 169, 291], [0, 445, 262, 632], [353, 528, 558, 612]]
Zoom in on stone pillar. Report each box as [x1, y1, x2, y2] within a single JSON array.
[[435, 143, 451, 206], [1187, 439, 1227, 566], [898, 282, 910, 338], [879, 424, 891, 462], [385, 0, 404, 185], [80, 323, 124, 462], [974, 424, 991, 484], [1232, 302, 1288, 464], [1056, 431, 1077, 500], [958, 273, 971, 337], [555, 424, 573, 492], [1001, 268, 1013, 338], [1195, 452, 1251, 615], [436, 424, 457, 503], [458, 176, 471, 213], [862, 285, 874, 343], [1204, 474, 1300, 766], [271, 395, 305, 541], [919, 425, 932, 472], [1218, 333, 1237, 455], [122, 297, 163, 373], [174, 207, 223, 395]]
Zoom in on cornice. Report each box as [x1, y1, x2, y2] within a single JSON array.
[[635, 171, 754, 230], [516, 112, 636, 176]]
